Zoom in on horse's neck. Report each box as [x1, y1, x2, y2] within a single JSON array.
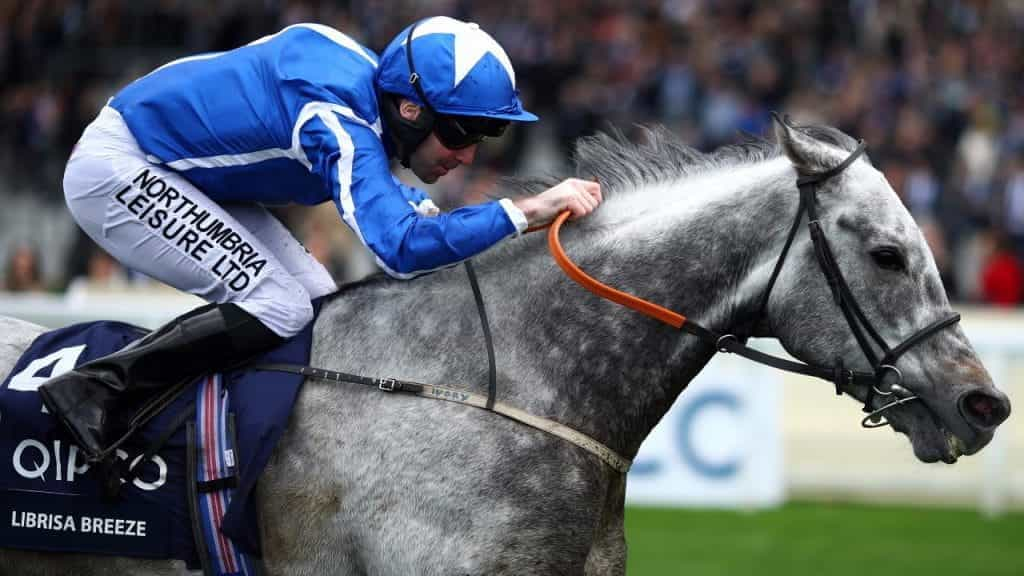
[[604, 157, 799, 331], [312, 159, 798, 460], [492, 158, 799, 456]]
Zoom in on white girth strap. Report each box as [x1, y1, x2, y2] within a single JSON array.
[[413, 382, 633, 474]]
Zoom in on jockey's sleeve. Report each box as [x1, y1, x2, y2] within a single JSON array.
[[299, 111, 528, 278]]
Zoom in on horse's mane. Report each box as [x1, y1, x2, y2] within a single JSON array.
[[328, 121, 862, 298], [500, 122, 862, 200]]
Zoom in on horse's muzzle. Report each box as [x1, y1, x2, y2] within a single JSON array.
[[957, 387, 1011, 432]]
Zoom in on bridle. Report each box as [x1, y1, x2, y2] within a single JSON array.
[[547, 140, 961, 428]]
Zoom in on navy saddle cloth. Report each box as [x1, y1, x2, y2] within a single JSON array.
[[0, 316, 314, 568]]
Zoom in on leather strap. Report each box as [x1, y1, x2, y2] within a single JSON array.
[[186, 420, 216, 576], [465, 261, 497, 410], [405, 21, 432, 111], [252, 362, 632, 474], [796, 140, 867, 186]]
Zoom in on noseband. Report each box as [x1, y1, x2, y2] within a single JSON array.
[[547, 141, 960, 428]]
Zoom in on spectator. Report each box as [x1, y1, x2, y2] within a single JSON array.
[[920, 219, 958, 300], [3, 244, 44, 292], [1002, 151, 1024, 250], [980, 232, 1024, 306], [65, 243, 128, 297]]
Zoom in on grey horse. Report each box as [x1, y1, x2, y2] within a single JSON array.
[[0, 116, 1011, 575]]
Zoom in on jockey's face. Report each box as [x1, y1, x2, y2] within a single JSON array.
[[399, 100, 478, 184], [409, 132, 478, 184]]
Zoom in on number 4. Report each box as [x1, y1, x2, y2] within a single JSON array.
[[8, 344, 87, 392]]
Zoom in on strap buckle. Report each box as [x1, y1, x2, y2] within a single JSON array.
[[378, 378, 398, 392], [716, 334, 738, 353]]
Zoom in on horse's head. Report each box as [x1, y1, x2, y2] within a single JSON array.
[[765, 115, 1010, 463]]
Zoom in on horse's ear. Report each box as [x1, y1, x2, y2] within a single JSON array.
[[771, 112, 829, 172]]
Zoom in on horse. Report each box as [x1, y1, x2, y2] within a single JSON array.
[[0, 115, 1010, 575]]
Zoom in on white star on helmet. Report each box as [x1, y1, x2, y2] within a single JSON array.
[[405, 16, 516, 89]]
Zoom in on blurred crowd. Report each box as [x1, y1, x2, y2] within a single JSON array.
[[3, 0, 1024, 305]]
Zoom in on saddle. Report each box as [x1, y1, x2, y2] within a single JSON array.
[[0, 317, 315, 574]]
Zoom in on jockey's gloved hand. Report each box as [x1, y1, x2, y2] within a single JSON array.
[[513, 178, 602, 227]]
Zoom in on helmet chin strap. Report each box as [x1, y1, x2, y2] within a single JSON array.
[[380, 20, 436, 169]]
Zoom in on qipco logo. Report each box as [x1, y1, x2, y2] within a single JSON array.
[[12, 438, 167, 492]]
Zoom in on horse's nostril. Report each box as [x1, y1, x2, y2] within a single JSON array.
[[971, 395, 993, 417], [960, 390, 1011, 430]]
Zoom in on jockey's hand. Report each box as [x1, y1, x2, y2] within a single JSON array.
[[513, 178, 602, 227], [411, 198, 440, 217]]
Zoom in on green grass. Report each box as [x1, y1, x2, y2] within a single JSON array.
[[625, 502, 1024, 576]]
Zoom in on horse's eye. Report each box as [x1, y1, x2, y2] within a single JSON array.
[[871, 247, 905, 271]]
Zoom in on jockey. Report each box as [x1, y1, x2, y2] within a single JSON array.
[[39, 16, 602, 462]]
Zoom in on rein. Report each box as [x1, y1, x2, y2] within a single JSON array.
[[543, 141, 960, 428]]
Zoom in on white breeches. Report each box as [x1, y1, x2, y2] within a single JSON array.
[[63, 107, 337, 337]]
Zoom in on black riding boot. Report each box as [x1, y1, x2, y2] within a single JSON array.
[[38, 303, 284, 462]]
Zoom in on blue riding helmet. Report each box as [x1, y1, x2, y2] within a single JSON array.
[[376, 16, 539, 122], [376, 17, 539, 167]]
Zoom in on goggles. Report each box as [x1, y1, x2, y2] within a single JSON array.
[[432, 114, 509, 150]]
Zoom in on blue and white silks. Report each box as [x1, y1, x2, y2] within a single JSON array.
[[110, 23, 526, 278]]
